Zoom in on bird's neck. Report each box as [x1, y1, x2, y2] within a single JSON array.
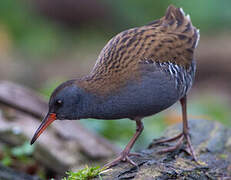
[[73, 77, 106, 119]]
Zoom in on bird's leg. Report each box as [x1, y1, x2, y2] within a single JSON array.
[[155, 96, 197, 161], [180, 96, 197, 161], [104, 118, 143, 168]]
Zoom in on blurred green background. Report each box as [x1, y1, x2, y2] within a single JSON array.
[[1, 0, 231, 149], [0, 0, 231, 178]]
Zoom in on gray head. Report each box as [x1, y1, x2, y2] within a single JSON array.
[[31, 80, 91, 144], [48, 80, 83, 120]]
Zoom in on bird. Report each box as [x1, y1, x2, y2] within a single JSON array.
[[31, 5, 200, 168]]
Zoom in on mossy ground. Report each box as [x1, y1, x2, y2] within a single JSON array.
[[63, 166, 105, 180]]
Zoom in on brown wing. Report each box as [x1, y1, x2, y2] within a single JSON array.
[[78, 5, 200, 95]]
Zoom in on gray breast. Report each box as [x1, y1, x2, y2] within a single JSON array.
[[90, 60, 196, 120]]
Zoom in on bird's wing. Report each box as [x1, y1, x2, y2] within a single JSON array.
[[79, 5, 199, 95]]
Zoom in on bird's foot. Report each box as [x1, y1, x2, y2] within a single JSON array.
[[104, 151, 140, 169], [155, 132, 197, 162]]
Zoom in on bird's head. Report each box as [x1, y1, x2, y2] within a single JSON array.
[[30, 80, 89, 144]]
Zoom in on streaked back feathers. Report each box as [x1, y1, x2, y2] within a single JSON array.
[[77, 5, 200, 95]]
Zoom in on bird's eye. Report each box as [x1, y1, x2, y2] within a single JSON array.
[[56, 99, 63, 106]]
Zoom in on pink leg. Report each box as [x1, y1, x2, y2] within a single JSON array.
[[104, 118, 143, 168], [156, 96, 197, 161]]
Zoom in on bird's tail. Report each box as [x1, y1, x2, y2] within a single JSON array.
[[165, 5, 200, 48], [149, 5, 200, 49]]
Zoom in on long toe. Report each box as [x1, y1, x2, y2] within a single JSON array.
[[185, 134, 198, 162], [156, 133, 198, 161], [157, 135, 184, 154], [104, 156, 122, 169], [104, 152, 139, 169], [128, 152, 142, 157], [154, 133, 183, 144], [123, 156, 138, 167]]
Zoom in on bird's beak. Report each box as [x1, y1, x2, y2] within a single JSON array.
[[30, 113, 56, 145]]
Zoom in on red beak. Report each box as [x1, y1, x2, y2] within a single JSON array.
[[30, 113, 56, 145]]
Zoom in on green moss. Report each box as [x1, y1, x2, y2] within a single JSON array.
[[0, 142, 35, 166], [63, 166, 104, 180], [218, 153, 228, 160]]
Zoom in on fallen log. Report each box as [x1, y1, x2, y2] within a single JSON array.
[[100, 119, 231, 179], [0, 164, 41, 180]]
